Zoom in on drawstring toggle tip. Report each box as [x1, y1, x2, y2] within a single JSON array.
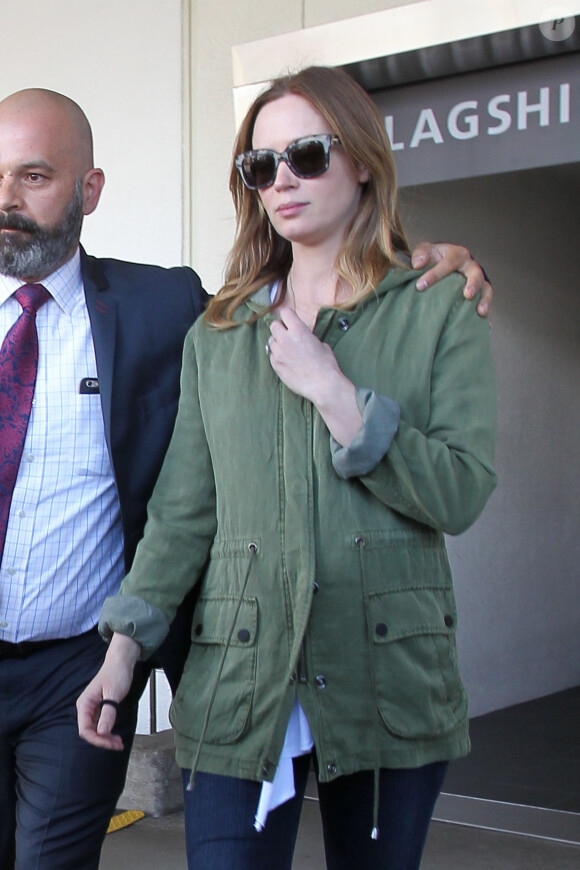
[[371, 826, 379, 840]]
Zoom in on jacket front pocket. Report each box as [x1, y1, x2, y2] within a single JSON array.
[[367, 586, 467, 739], [171, 594, 258, 744]]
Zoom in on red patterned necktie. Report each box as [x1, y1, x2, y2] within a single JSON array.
[[0, 283, 51, 564]]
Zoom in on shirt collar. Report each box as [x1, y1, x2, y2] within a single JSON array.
[[0, 248, 84, 315]]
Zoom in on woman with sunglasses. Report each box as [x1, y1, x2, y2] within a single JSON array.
[[78, 66, 496, 869]]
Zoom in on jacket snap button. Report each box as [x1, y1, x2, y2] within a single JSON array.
[[375, 623, 388, 637], [312, 581, 319, 593], [444, 615, 454, 628], [327, 762, 337, 774], [237, 628, 251, 643], [315, 675, 327, 689], [194, 623, 203, 636], [337, 316, 349, 331]]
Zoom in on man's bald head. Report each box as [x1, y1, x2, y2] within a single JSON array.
[[0, 88, 95, 175], [0, 87, 104, 280]]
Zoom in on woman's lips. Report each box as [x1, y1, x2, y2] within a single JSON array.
[[276, 201, 307, 217]]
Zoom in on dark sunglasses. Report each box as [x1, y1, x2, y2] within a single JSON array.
[[235, 133, 341, 190]]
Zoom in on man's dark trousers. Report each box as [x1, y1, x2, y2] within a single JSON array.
[[0, 630, 149, 869]]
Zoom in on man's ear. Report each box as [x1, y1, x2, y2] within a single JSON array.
[[82, 168, 105, 216]]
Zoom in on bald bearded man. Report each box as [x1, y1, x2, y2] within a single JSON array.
[[0, 87, 491, 870], [0, 88, 207, 870]]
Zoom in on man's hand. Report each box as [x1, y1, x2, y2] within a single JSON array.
[[411, 242, 492, 318]]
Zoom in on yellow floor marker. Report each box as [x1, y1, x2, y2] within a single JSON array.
[[106, 809, 145, 834]]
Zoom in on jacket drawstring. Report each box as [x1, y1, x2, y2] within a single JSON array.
[[356, 534, 380, 840], [187, 540, 258, 792], [371, 768, 379, 840]]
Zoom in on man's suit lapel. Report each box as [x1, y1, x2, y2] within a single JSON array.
[[80, 247, 117, 457]]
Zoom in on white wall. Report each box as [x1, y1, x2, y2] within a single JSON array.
[[1, 0, 185, 268]]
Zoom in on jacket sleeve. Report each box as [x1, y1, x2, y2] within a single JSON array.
[[333, 290, 497, 535], [100, 327, 217, 656]]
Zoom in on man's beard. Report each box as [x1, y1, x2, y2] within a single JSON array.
[[0, 179, 84, 280]]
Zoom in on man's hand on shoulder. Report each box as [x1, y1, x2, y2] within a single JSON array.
[[411, 241, 492, 318]]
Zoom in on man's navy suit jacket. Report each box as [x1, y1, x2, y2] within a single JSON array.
[[81, 248, 209, 685]]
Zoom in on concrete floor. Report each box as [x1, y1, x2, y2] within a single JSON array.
[[100, 800, 580, 869]]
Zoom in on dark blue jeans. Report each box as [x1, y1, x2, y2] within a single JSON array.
[[182, 755, 448, 869]]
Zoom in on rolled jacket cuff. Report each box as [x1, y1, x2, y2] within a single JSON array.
[[99, 594, 170, 659], [330, 386, 401, 479]]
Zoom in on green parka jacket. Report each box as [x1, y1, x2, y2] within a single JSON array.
[[101, 265, 497, 787]]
